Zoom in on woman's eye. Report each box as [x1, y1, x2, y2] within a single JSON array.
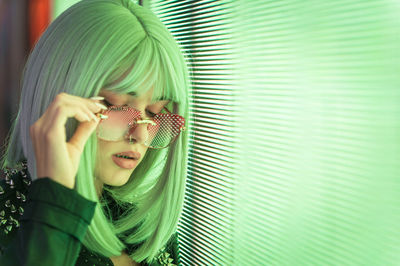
[[102, 99, 128, 108], [146, 110, 157, 117], [102, 99, 113, 107]]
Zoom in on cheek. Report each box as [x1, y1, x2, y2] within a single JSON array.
[[97, 138, 114, 156], [95, 139, 112, 174], [96, 139, 106, 161]]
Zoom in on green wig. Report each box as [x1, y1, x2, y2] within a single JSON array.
[[1, 0, 190, 263]]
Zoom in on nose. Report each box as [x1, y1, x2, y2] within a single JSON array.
[[126, 123, 149, 145]]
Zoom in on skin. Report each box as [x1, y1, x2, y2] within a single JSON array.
[[94, 88, 170, 196]]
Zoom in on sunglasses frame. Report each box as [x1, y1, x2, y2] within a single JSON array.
[[97, 105, 186, 149]]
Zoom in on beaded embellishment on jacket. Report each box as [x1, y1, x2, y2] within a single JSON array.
[[0, 161, 31, 235], [156, 248, 176, 266]]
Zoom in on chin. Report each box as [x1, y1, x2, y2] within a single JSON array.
[[105, 173, 132, 187]]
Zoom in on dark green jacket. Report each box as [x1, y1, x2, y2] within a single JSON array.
[[0, 162, 180, 265]]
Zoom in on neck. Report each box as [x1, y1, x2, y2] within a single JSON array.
[[110, 251, 141, 265], [95, 178, 104, 198]]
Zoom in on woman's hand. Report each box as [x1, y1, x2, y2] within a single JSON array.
[[29, 92, 107, 189]]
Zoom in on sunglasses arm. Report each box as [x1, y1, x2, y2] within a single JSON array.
[[136, 119, 157, 126]]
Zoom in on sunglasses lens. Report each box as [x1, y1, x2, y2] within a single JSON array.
[[147, 113, 185, 148], [96, 107, 184, 148], [97, 107, 141, 141]]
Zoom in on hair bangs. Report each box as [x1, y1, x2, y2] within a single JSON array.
[[101, 36, 186, 106], [100, 37, 161, 100]]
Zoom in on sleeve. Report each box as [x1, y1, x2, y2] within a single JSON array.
[[0, 177, 97, 266]]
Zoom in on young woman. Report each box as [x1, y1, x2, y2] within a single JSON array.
[[0, 0, 190, 265]]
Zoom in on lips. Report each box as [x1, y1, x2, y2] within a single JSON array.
[[112, 151, 141, 169], [114, 151, 141, 160]]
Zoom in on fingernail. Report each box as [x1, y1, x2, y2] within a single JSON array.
[[98, 114, 108, 119], [90, 96, 105, 100], [94, 102, 108, 110]]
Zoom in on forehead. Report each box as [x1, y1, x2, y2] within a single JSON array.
[[99, 89, 170, 105]]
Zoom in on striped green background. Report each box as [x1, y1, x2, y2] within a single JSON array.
[[151, 1, 400, 265]]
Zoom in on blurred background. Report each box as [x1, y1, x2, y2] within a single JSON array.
[[1, 0, 400, 265], [0, 0, 72, 158]]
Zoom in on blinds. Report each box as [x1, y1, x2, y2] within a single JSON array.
[[151, 1, 237, 265], [152, 1, 400, 265]]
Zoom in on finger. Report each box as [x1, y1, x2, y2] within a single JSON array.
[[40, 94, 101, 141], [58, 93, 106, 114], [59, 93, 108, 116], [46, 106, 92, 132], [81, 96, 108, 113], [89, 96, 105, 101], [81, 105, 100, 122], [68, 119, 99, 153], [40, 110, 92, 154]]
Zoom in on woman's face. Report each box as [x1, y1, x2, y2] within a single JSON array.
[[94, 88, 169, 194]]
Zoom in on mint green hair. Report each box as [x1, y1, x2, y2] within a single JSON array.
[[1, 0, 190, 263]]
